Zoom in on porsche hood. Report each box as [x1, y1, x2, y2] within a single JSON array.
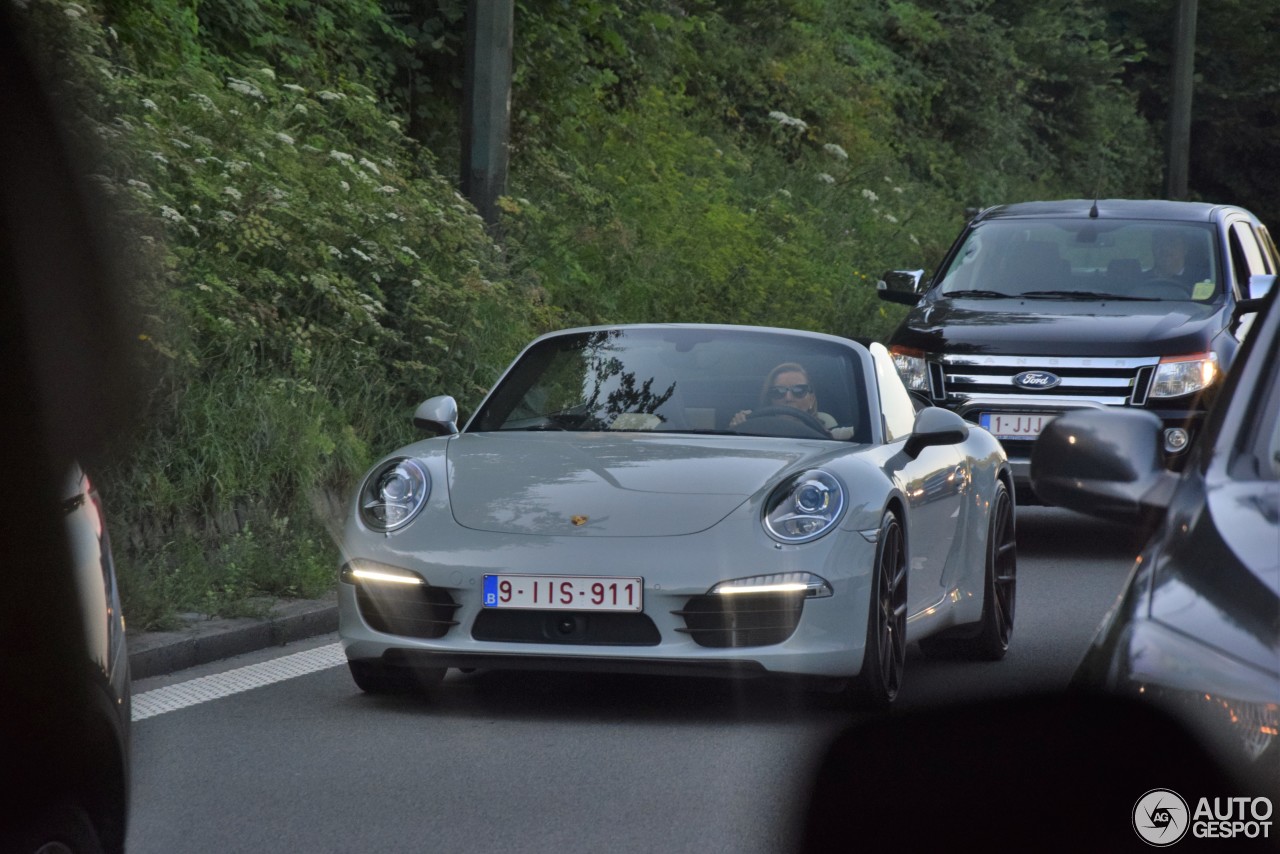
[[444, 433, 821, 536]]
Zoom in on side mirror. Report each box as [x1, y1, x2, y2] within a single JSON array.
[[903, 407, 968, 458], [1247, 272, 1275, 302], [1235, 273, 1275, 321], [875, 269, 925, 306], [1029, 409, 1178, 522], [412, 395, 459, 437]]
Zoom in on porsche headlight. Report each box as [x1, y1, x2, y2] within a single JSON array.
[[1149, 353, 1218, 398], [889, 345, 929, 393], [359, 458, 430, 532], [763, 470, 846, 543]]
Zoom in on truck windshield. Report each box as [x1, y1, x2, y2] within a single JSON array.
[[937, 219, 1221, 303]]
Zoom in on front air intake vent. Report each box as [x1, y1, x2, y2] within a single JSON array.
[[673, 593, 804, 648], [356, 583, 460, 639]]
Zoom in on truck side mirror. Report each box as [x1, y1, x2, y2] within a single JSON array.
[[1233, 274, 1275, 338], [875, 270, 925, 306]]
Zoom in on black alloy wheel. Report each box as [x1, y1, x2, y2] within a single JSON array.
[[918, 480, 1017, 660], [849, 510, 907, 708], [972, 480, 1017, 659]]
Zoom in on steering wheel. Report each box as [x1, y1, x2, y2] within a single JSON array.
[[744, 406, 832, 438]]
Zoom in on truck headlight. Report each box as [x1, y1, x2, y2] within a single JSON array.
[[1149, 353, 1218, 399], [889, 345, 929, 392]]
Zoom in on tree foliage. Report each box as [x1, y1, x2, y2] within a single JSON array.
[[1098, 0, 1280, 227]]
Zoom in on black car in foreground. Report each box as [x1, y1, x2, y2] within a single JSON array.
[[876, 199, 1277, 501], [2, 9, 137, 851], [1031, 282, 1278, 795], [0, 465, 133, 854]]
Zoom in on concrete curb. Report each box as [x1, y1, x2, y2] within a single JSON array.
[[128, 596, 339, 680]]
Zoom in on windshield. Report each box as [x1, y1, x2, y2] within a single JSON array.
[[937, 219, 1221, 302], [469, 327, 873, 442]]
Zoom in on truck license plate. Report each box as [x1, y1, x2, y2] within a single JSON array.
[[979, 412, 1056, 440]]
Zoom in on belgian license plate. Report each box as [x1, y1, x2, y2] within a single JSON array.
[[482, 574, 643, 611], [979, 412, 1055, 440]]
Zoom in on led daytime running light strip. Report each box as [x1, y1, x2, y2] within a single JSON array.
[[351, 568, 423, 585], [716, 582, 809, 595]]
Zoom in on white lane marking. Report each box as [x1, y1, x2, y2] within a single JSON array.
[[132, 643, 346, 721]]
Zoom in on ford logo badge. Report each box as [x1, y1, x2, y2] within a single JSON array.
[[1013, 370, 1061, 390]]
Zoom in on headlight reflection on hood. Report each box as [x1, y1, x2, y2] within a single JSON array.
[[763, 470, 846, 543], [1127, 619, 1279, 765]]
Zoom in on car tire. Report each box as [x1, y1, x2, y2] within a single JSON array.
[[348, 660, 446, 695], [1, 802, 104, 854], [846, 510, 907, 709], [919, 480, 1016, 661]]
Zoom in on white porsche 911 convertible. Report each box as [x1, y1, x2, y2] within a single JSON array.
[[338, 324, 1016, 707]]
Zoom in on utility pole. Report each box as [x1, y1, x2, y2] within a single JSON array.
[[1165, 0, 1197, 199], [461, 0, 514, 228]]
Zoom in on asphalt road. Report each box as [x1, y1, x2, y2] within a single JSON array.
[[125, 506, 1145, 853]]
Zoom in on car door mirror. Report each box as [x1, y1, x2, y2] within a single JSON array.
[[1246, 272, 1275, 302], [876, 269, 925, 306], [1030, 409, 1178, 522], [412, 395, 459, 436], [1235, 273, 1275, 323], [903, 407, 968, 458]]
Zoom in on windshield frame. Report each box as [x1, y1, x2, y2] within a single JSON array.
[[466, 325, 876, 443]]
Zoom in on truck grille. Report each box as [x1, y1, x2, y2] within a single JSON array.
[[932, 355, 1159, 410]]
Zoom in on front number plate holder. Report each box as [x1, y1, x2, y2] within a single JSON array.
[[979, 411, 1057, 440], [482, 574, 643, 611]]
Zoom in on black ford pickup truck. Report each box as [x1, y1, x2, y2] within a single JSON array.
[[876, 199, 1277, 502]]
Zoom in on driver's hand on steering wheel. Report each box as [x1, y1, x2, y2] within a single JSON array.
[[729, 409, 751, 427]]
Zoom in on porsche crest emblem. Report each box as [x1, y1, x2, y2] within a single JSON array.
[[570, 515, 589, 527]]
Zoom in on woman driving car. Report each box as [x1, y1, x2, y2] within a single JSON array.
[[729, 362, 855, 439]]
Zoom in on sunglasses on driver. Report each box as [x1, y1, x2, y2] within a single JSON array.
[[767, 384, 812, 400]]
